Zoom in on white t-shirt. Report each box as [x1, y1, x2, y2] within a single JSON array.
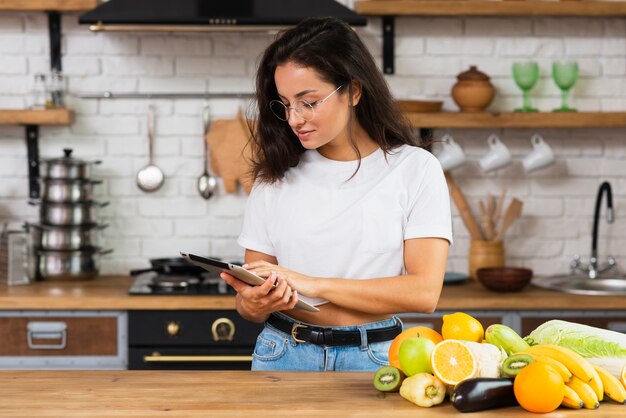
[[237, 144, 453, 306]]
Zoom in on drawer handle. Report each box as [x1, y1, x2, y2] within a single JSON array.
[[27, 321, 67, 350], [143, 354, 252, 363]]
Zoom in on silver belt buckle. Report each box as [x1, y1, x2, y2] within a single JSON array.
[[291, 323, 308, 343]]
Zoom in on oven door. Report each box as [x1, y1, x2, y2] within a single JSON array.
[[129, 347, 254, 370]]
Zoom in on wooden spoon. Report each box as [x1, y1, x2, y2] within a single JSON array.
[[445, 173, 484, 240], [494, 198, 523, 241]]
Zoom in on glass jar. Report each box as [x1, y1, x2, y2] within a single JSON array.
[[48, 70, 66, 109], [30, 73, 48, 110]]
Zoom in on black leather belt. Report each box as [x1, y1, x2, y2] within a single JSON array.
[[267, 314, 402, 347]]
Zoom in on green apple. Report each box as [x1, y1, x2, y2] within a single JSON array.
[[398, 337, 435, 377]]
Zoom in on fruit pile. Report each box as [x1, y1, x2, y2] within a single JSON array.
[[372, 313, 626, 413]]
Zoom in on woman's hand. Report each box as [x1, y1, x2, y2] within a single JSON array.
[[243, 260, 319, 298], [220, 270, 299, 318]]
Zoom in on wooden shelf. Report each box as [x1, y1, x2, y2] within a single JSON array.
[[404, 111, 626, 128], [0, 0, 97, 12], [356, 1, 626, 16], [0, 109, 73, 126]]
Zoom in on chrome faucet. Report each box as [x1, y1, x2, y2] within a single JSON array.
[[571, 181, 616, 278]]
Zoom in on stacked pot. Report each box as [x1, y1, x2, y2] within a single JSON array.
[[29, 149, 111, 280]]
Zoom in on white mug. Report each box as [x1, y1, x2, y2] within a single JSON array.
[[479, 134, 512, 172], [523, 134, 555, 173], [435, 134, 466, 172]]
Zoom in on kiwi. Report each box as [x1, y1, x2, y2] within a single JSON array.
[[501, 353, 535, 377], [373, 366, 406, 392]]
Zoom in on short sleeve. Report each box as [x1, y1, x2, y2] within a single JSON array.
[[237, 181, 276, 255], [404, 156, 453, 245]]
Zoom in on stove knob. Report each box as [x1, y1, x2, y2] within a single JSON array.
[[166, 321, 180, 337]]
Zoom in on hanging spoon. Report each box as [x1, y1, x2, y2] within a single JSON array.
[[197, 104, 217, 199], [136, 105, 164, 193]]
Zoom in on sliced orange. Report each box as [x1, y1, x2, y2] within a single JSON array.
[[621, 364, 626, 389], [430, 339, 479, 386]]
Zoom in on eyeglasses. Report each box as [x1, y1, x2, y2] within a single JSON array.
[[269, 85, 344, 122]]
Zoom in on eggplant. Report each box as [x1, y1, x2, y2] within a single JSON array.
[[450, 378, 518, 413]]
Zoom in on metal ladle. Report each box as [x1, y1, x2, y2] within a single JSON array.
[[136, 105, 164, 192], [197, 104, 217, 199]]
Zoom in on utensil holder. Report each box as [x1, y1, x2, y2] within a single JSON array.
[[469, 240, 505, 280]]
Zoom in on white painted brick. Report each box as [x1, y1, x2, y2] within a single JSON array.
[[396, 57, 461, 77], [100, 100, 174, 115], [601, 98, 626, 111], [101, 238, 142, 257], [395, 37, 424, 57], [386, 76, 425, 97], [173, 100, 206, 116], [0, 35, 25, 53], [154, 115, 201, 136], [100, 199, 137, 219], [466, 18, 532, 36], [496, 38, 541, 57], [579, 78, 625, 97], [71, 116, 139, 135], [63, 56, 100, 76], [603, 38, 626, 57], [207, 194, 247, 218], [97, 156, 136, 178], [24, 35, 46, 54], [564, 38, 605, 56], [0, 199, 38, 220], [211, 237, 245, 260], [70, 76, 137, 93], [27, 57, 51, 74], [66, 35, 104, 55], [0, 76, 29, 94], [397, 18, 463, 36], [0, 96, 24, 108], [176, 57, 247, 76], [102, 34, 140, 55], [0, 15, 23, 32], [506, 237, 564, 258], [605, 18, 626, 37], [0, 178, 30, 198], [65, 96, 99, 115], [565, 158, 626, 177], [105, 136, 146, 156], [175, 217, 242, 237], [0, 158, 27, 176], [103, 218, 174, 238], [427, 38, 494, 56], [534, 18, 603, 37], [528, 259, 570, 276], [142, 237, 210, 259], [103, 57, 173, 76], [139, 77, 206, 93], [152, 157, 202, 178], [180, 136, 205, 158], [23, 14, 47, 33], [532, 178, 604, 197], [141, 35, 213, 56], [524, 198, 564, 217], [207, 76, 254, 93], [138, 198, 206, 217], [523, 218, 579, 238], [61, 13, 84, 34]]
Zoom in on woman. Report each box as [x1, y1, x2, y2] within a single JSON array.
[[220, 17, 452, 371]]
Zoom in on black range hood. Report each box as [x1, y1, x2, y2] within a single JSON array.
[[79, 0, 366, 32]]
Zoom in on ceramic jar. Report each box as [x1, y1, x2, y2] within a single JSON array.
[[451, 66, 495, 112]]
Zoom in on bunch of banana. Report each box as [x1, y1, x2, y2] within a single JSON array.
[[524, 344, 626, 408]]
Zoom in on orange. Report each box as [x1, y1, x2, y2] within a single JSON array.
[[430, 339, 478, 386], [441, 312, 484, 342], [514, 362, 565, 413], [388, 326, 443, 369]]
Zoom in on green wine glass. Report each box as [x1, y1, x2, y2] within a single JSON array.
[[552, 61, 579, 112], [513, 61, 539, 112]]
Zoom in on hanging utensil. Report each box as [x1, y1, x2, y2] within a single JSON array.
[[136, 105, 164, 193], [494, 198, 523, 241], [197, 104, 218, 199], [492, 187, 507, 229], [445, 173, 484, 240]]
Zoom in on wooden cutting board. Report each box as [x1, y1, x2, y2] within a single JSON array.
[[205, 110, 254, 194]]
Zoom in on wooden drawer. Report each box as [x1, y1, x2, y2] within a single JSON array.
[[0, 316, 118, 356]]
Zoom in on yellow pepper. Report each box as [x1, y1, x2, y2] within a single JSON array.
[[399, 373, 446, 407]]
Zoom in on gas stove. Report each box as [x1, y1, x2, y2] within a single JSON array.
[[128, 272, 236, 296]]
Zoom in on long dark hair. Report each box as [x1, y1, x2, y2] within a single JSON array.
[[250, 17, 422, 184]]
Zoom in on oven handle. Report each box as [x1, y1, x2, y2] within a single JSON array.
[[143, 355, 253, 363]]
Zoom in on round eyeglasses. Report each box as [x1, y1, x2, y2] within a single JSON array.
[[269, 85, 344, 122]]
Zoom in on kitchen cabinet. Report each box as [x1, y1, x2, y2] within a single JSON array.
[[0, 310, 127, 369]]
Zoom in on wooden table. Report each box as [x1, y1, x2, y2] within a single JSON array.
[[0, 371, 623, 417], [1, 276, 625, 311]]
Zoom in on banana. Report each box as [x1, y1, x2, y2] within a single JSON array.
[[593, 364, 626, 404], [561, 385, 583, 409], [587, 364, 604, 401], [567, 376, 600, 410], [525, 344, 595, 383], [526, 352, 573, 383]]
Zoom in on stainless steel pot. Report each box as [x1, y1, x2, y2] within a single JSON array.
[[35, 201, 109, 226], [38, 248, 112, 281], [41, 178, 102, 203], [41, 148, 101, 179], [29, 223, 108, 251]]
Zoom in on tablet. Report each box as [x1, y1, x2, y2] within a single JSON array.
[[179, 252, 319, 312]]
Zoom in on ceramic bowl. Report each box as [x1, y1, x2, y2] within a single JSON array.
[[476, 267, 533, 292]]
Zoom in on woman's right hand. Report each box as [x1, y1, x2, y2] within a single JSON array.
[[220, 271, 299, 321]]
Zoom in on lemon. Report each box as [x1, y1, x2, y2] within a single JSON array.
[[441, 312, 484, 342]]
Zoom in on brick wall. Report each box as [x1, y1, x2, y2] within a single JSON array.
[[0, 9, 624, 277]]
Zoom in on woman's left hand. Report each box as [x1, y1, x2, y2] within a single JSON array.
[[244, 260, 319, 298]]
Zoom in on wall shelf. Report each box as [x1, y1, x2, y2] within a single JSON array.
[[0, 109, 73, 126], [0, 0, 98, 11], [404, 112, 626, 128], [356, 1, 626, 17]]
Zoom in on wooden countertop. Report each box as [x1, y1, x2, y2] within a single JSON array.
[[1, 370, 623, 417], [0, 276, 624, 311]]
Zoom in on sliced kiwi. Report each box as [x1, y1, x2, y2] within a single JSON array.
[[373, 366, 406, 392], [502, 353, 535, 377]]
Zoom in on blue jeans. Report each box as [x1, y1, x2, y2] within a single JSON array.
[[251, 312, 402, 371]]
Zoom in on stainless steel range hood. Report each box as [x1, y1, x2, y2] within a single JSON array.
[[79, 0, 366, 32]]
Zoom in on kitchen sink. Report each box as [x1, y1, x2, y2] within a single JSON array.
[[532, 275, 626, 296]]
